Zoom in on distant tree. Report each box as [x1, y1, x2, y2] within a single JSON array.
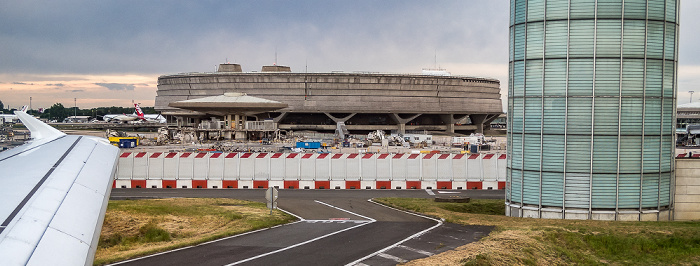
[[0, 100, 4, 111], [40, 103, 68, 121]]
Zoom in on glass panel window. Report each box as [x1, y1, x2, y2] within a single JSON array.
[[527, 0, 544, 22], [525, 60, 543, 96], [624, 0, 647, 19], [543, 98, 565, 134], [514, 24, 527, 60], [545, 21, 568, 58], [570, 0, 595, 19], [595, 59, 621, 96], [594, 98, 619, 135], [569, 20, 595, 57], [664, 23, 676, 60], [524, 98, 543, 133], [645, 59, 663, 97], [568, 59, 594, 96], [646, 21, 665, 59], [542, 134, 565, 172], [567, 98, 593, 134], [623, 20, 646, 58], [544, 59, 567, 96], [621, 59, 644, 96], [597, 0, 623, 19], [593, 135, 618, 173], [621, 98, 643, 133], [527, 22, 544, 59], [596, 20, 622, 57], [644, 99, 662, 135], [513, 61, 525, 97], [546, 0, 568, 20], [647, 0, 665, 21]]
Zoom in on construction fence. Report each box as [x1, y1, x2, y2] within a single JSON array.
[[115, 152, 507, 190]]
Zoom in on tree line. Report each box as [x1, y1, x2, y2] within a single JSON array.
[[0, 100, 158, 121]]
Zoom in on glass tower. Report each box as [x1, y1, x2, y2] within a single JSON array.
[[507, 0, 679, 220]]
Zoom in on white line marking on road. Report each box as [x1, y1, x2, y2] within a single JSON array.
[[377, 253, 407, 263], [436, 191, 461, 194], [314, 200, 377, 222], [304, 220, 369, 223], [397, 244, 435, 256], [278, 207, 305, 221], [224, 201, 376, 266], [354, 263, 370, 266], [425, 189, 435, 195], [344, 199, 444, 266]]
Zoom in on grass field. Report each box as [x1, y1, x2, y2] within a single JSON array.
[[374, 198, 700, 266], [94, 198, 295, 265]]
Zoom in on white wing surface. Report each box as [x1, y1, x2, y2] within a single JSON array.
[[0, 111, 119, 266]]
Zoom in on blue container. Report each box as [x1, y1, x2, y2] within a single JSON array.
[[119, 139, 136, 148], [296, 141, 321, 149]]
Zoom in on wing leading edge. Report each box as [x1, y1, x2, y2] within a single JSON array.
[[0, 111, 119, 266]]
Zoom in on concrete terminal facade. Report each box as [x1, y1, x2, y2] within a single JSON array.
[[155, 64, 503, 135]]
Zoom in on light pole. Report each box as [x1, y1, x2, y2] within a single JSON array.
[[690, 91, 695, 103], [74, 98, 77, 118]]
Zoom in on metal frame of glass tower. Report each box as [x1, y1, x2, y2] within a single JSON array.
[[506, 0, 679, 221]]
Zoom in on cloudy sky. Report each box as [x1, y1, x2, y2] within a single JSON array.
[[1, 1, 699, 110]]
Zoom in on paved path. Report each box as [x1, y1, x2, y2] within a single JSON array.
[[108, 189, 501, 265]]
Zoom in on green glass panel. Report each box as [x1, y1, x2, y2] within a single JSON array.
[[510, 169, 523, 200], [523, 170, 541, 204], [525, 60, 543, 96], [642, 173, 660, 207], [512, 134, 523, 170], [546, 0, 568, 20], [624, 0, 647, 19], [569, 20, 595, 57], [514, 24, 526, 60], [621, 98, 643, 133], [666, 0, 677, 23], [527, 22, 544, 59], [644, 98, 662, 135], [664, 23, 676, 60], [543, 98, 566, 134], [597, 0, 623, 19], [648, 0, 665, 21], [593, 135, 618, 173], [541, 171, 564, 207], [545, 21, 568, 58], [566, 135, 592, 173], [567, 97, 592, 132], [623, 20, 646, 58], [663, 60, 675, 97], [524, 98, 543, 133], [593, 98, 619, 135], [514, 0, 528, 24], [595, 59, 621, 96], [621, 59, 644, 96], [647, 21, 664, 59], [523, 136, 541, 171], [618, 173, 641, 208], [542, 134, 565, 172], [512, 98, 524, 133], [619, 136, 642, 173], [596, 20, 622, 57], [643, 136, 661, 172], [527, 0, 544, 21], [592, 173, 617, 208], [570, 0, 595, 19], [568, 59, 594, 96], [645, 59, 663, 97], [513, 61, 525, 97], [544, 59, 566, 96]]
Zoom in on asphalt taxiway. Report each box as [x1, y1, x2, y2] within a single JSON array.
[[108, 189, 502, 265]]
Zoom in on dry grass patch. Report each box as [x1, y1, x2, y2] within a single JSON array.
[[376, 198, 700, 266], [94, 198, 295, 265]]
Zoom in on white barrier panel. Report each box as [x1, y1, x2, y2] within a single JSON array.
[[300, 154, 316, 180], [376, 154, 391, 180], [193, 153, 209, 180], [163, 153, 179, 180], [147, 180, 161, 188], [299, 180, 315, 189], [254, 153, 270, 180], [391, 154, 406, 180], [315, 153, 330, 181], [406, 154, 421, 181], [117, 152, 133, 180], [331, 180, 345, 189], [208, 180, 222, 188], [361, 154, 376, 180], [238, 180, 253, 189], [148, 152, 164, 180], [451, 154, 467, 181], [436, 154, 452, 181], [269, 180, 284, 189], [330, 154, 346, 180], [178, 153, 194, 179], [482, 154, 497, 181], [285, 153, 300, 180], [422, 153, 437, 180], [223, 153, 239, 180], [392, 180, 406, 189], [132, 152, 148, 179], [497, 154, 507, 181], [483, 181, 498, 190], [177, 180, 192, 188], [467, 154, 482, 180], [346, 154, 360, 180], [239, 153, 254, 180], [270, 153, 285, 180], [208, 153, 224, 180]]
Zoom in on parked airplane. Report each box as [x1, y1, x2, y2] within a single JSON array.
[[0, 106, 28, 123], [103, 103, 165, 123], [0, 111, 119, 265]]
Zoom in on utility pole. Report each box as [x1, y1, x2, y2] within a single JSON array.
[[74, 98, 77, 118]]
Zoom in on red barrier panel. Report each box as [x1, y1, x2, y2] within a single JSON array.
[[406, 181, 421, 189], [498, 181, 506, 190], [345, 181, 361, 189], [112, 180, 116, 188], [437, 181, 452, 189], [162, 180, 176, 188], [467, 181, 483, 190], [376, 181, 391, 189], [192, 180, 207, 188], [222, 180, 238, 188], [253, 180, 268, 189], [315, 181, 330, 189], [131, 180, 146, 188], [284, 180, 299, 189]]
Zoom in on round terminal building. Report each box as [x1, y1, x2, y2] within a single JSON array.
[[155, 64, 503, 136]]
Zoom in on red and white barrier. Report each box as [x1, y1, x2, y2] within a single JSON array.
[[116, 152, 507, 190]]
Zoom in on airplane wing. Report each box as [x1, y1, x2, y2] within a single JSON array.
[[0, 111, 119, 266]]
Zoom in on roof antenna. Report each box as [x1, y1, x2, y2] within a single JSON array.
[[274, 46, 278, 66]]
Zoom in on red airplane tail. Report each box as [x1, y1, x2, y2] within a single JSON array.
[[134, 103, 145, 119]]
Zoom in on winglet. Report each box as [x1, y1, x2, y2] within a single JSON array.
[[14, 111, 65, 140]]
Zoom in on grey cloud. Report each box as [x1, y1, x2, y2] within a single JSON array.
[[47, 83, 64, 86], [95, 83, 135, 91], [12, 82, 33, 85], [69, 89, 84, 93]]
